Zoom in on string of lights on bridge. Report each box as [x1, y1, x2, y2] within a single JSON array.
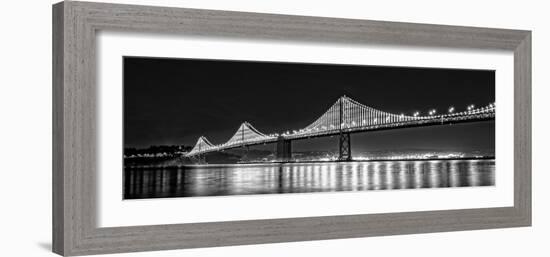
[[277, 102, 494, 137], [185, 96, 495, 157]]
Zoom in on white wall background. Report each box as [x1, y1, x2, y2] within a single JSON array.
[[0, 0, 547, 256]]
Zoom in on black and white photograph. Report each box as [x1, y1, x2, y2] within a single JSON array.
[[123, 57, 496, 199]]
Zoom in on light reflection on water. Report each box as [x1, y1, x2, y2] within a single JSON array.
[[124, 159, 495, 199]]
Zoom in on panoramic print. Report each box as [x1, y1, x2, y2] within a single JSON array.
[[123, 57, 495, 199]]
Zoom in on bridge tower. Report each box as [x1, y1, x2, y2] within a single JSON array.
[[338, 96, 352, 161], [339, 133, 351, 161], [276, 136, 292, 162]]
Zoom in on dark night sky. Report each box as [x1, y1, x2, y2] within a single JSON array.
[[124, 57, 495, 153]]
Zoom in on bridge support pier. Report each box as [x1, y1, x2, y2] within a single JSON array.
[[276, 136, 292, 162], [338, 132, 352, 161], [240, 146, 250, 162], [196, 154, 206, 164]]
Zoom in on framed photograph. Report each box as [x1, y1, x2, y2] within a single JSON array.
[[53, 1, 531, 256]]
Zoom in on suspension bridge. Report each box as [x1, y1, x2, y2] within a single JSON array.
[[185, 96, 495, 162]]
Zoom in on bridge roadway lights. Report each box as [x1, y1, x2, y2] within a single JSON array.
[[338, 132, 352, 161], [276, 136, 292, 162]]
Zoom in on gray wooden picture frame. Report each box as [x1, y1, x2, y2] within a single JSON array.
[[52, 1, 531, 256]]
